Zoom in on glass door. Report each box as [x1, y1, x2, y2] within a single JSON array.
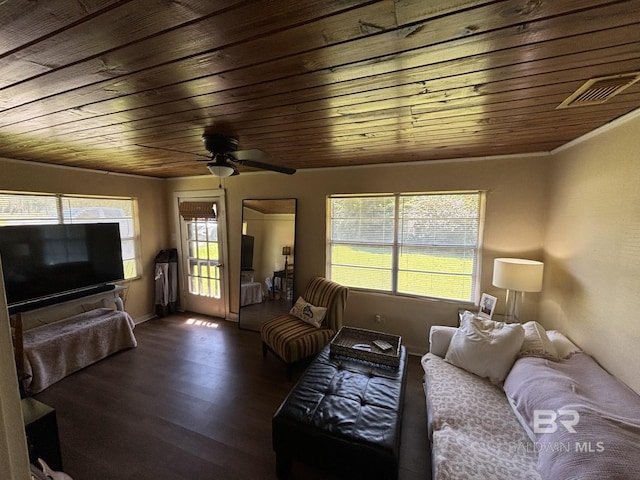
[[177, 194, 227, 318]]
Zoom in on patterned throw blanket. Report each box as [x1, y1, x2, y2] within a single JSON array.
[[22, 308, 137, 394], [504, 353, 640, 480]]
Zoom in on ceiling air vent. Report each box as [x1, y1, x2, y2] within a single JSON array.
[[557, 72, 640, 109]]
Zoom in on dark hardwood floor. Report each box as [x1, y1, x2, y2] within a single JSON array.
[[239, 298, 292, 332], [34, 313, 431, 480]]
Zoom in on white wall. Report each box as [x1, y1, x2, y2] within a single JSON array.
[[0, 261, 31, 480], [541, 111, 640, 394], [167, 154, 551, 354]]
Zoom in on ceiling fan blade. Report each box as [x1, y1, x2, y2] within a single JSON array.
[[238, 159, 296, 175], [199, 133, 287, 175], [228, 149, 268, 161]]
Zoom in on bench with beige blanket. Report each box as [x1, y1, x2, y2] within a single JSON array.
[[12, 307, 137, 395]]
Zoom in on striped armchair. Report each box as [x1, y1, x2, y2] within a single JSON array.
[[261, 277, 348, 377]]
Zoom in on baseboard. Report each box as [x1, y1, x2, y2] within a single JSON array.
[[133, 313, 156, 325], [132, 312, 239, 325], [405, 343, 428, 357]]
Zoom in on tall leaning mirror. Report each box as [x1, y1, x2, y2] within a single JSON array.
[[239, 198, 297, 331]]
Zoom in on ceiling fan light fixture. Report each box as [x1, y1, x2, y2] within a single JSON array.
[[206, 162, 235, 177]]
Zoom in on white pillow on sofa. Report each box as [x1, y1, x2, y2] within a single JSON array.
[[429, 326, 458, 358], [519, 321, 558, 358], [546, 330, 581, 358], [445, 315, 524, 384]]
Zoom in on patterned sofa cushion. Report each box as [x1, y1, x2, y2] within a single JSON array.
[[422, 353, 540, 480]]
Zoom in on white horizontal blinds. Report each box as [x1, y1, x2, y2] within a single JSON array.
[[0, 192, 58, 225], [329, 195, 395, 292], [60, 197, 138, 279], [329, 192, 483, 302], [397, 193, 480, 302], [0, 191, 139, 280], [178, 201, 217, 220]]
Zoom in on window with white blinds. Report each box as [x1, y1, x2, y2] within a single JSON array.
[[328, 192, 484, 302], [0, 192, 140, 279]]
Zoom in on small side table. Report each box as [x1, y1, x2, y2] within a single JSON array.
[[21, 397, 63, 471]]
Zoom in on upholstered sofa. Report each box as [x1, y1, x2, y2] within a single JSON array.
[[422, 313, 640, 480]]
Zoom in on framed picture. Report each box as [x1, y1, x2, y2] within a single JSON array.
[[478, 293, 497, 319]]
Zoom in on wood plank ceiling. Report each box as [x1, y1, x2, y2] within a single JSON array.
[[1, 0, 639, 178], [243, 199, 296, 215]]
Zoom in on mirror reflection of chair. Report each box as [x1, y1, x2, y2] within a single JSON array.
[[261, 277, 348, 378]]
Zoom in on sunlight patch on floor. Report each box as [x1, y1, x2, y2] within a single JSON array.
[[185, 318, 219, 328]]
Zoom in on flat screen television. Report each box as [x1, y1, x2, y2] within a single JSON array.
[[241, 234, 254, 271], [0, 223, 124, 313]]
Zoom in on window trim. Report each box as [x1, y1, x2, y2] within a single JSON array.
[[327, 191, 485, 304]]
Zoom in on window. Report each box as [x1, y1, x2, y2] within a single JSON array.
[[328, 192, 484, 302], [184, 218, 221, 298], [0, 191, 140, 279], [178, 201, 221, 298]]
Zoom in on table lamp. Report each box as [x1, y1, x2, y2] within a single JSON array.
[[282, 246, 291, 270], [492, 258, 544, 323]]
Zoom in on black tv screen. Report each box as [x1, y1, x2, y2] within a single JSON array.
[[0, 223, 124, 308], [241, 234, 254, 270]]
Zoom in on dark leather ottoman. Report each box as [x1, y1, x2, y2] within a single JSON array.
[[272, 343, 408, 479]]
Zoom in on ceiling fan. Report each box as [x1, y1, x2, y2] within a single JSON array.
[[202, 134, 295, 177], [137, 134, 296, 177]]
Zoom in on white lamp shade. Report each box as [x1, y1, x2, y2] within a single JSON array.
[[207, 163, 235, 177], [492, 258, 544, 292]]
